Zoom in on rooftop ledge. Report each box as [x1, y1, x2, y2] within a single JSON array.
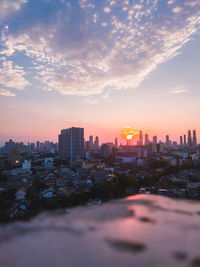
[[0, 194, 200, 267]]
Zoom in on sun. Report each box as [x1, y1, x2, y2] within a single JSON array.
[[121, 127, 139, 144]]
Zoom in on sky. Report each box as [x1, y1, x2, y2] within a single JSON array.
[[0, 0, 200, 145]]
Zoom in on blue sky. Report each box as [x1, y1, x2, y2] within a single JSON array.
[[0, 0, 200, 144]]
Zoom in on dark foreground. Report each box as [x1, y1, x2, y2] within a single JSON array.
[[0, 194, 200, 267]]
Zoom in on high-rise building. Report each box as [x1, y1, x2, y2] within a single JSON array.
[[144, 134, 149, 145], [193, 130, 197, 147], [58, 127, 84, 159], [94, 136, 99, 150], [166, 135, 170, 145], [114, 137, 118, 148], [188, 130, 192, 147], [89, 135, 94, 150], [180, 136, 183, 146], [153, 136, 157, 144], [184, 135, 186, 145], [138, 131, 143, 146], [36, 141, 40, 151]]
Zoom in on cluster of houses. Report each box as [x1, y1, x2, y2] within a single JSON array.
[[1, 144, 200, 221]]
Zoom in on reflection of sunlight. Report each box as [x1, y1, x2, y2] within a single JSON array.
[[127, 195, 140, 200], [105, 216, 144, 240]]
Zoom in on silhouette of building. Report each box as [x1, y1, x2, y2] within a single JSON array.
[[184, 135, 186, 145], [94, 136, 99, 150], [114, 137, 118, 148], [166, 135, 170, 145], [180, 136, 183, 146], [89, 135, 94, 150], [138, 131, 143, 146], [58, 127, 84, 160], [188, 130, 192, 147], [153, 136, 157, 144], [144, 134, 149, 145], [193, 130, 197, 146]]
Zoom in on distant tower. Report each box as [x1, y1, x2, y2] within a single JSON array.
[[180, 136, 183, 146], [153, 136, 157, 144], [94, 136, 99, 150], [114, 137, 118, 148], [188, 130, 192, 147], [144, 134, 149, 145], [166, 135, 170, 145], [184, 135, 186, 145], [139, 131, 143, 146], [36, 141, 40, 151], [89, 135, 94, 150], [193, 130, 197, 147]]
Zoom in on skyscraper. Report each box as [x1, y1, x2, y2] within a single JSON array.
[[180, 136, 183, 146], [188, 130, 192, 147], [89, 135, 94, 150], [94, 136, 99, 150], [184, 135, 186, 145], [193, 130, 197, 146], [144, 134, 149, 145], [153, 136, 157, 144], [166, 135, 170, 145], [114, 137, 118, 148], [138, 131, 143, 146], [58, 127, 84, 159], [36, 141, 40, 151]]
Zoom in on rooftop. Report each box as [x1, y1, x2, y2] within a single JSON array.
[[0, 194, 200, 267]]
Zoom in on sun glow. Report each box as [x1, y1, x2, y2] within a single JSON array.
[[121, 127, 139, 144]]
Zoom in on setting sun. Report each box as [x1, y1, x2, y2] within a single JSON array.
[[121, 127, 139, 143]]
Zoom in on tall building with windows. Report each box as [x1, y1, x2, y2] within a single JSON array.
[[58, 127, 84, 159]]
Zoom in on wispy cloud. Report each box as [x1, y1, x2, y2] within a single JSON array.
[[0, 88, 16, 96], [170, 85, 190, 94], [83, 97, 99, 105], [0, 0, 200, 97]]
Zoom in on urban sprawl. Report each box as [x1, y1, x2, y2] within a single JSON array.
[[0, 128, 200, 222]]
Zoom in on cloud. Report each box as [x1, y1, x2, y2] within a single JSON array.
[[104, 7, 111, 13], [0, 0, 27, 20], [173, 7, 183, 13], [0, 0, 200, 97], [0, 88, 16, 96], [0, 60, 30, 90], [170, 85, 190, 94]]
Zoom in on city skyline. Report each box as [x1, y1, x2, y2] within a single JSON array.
[[0, 128, 199, 147], [1, 0, 200, 259], [0, 1, 200, 143]]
